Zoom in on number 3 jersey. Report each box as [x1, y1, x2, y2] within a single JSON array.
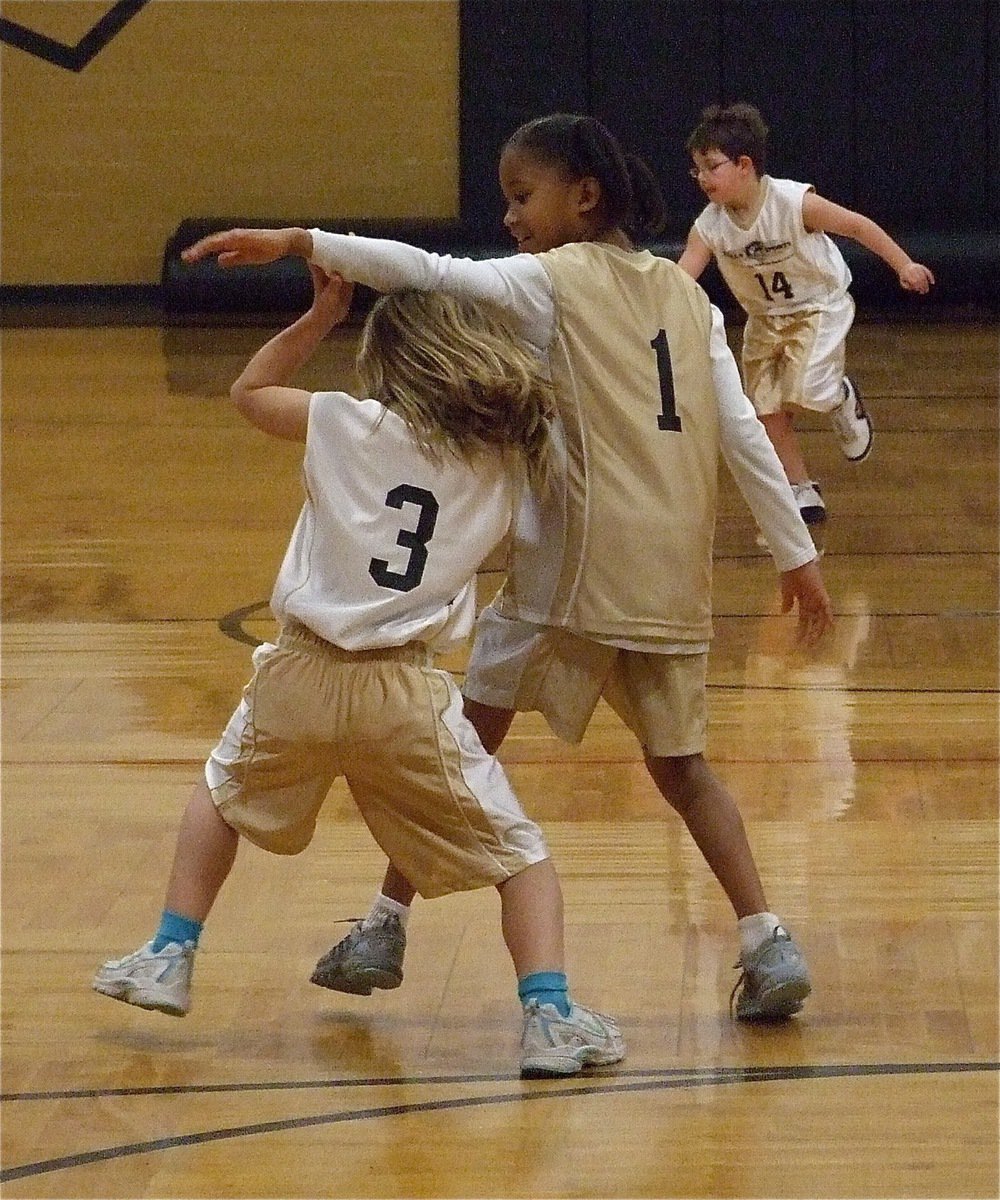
[[693, 176, 851, 317], [270, 393, 517, 653]]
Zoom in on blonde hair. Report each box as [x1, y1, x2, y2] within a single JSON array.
[[356, 290, 553, 487]]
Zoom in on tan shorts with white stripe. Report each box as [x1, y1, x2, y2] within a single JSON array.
[[205, 621, 549, 899], [742, 294, 855, 416], [464, 607, 708, 758]]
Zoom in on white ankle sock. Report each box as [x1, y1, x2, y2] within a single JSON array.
[[363, 892, 410, 930], [737, 911, 782, 960]]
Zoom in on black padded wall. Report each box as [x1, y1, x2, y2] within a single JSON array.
[[588, 0, 721, 235], [459, 0, 996, 236], [459, 0, 590, 238], [718, 2, 854, 210], [854, 0, 989, 226]]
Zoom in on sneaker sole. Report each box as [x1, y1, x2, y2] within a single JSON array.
[[92, 979, 188, 1017], [736, 976, 812, 1022], [521, 1045, 624, 1079], [309, 966, 402, 995]]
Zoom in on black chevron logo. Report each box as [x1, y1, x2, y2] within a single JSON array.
[[0, 0, 150, 72]]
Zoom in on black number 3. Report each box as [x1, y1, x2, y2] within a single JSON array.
[[368, 484, 439, 592]]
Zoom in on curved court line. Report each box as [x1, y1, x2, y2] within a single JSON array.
[[2, 1061, 996, 1182]]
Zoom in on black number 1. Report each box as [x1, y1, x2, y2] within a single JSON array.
[[651, 329, 682, 431]]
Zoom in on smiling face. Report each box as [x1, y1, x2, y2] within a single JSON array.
[[498, 146, 600, 253]]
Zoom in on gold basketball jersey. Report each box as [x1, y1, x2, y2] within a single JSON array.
[[496, 242, 720, 643]]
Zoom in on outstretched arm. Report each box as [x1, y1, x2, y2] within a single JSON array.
[[677, 226, 713, 280], [230, 266, 354, 441], [801, 193, 935, 293], [183, 224, 557, 350], [182, 226, 312, 268]]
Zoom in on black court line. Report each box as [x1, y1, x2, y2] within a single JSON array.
[[1, 1061, 995, 1182], [0, 0, 150, 71]]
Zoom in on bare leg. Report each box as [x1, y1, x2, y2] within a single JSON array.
[[496, 858, 564, 978], [644, 751, 767, 918], [761, 410, 809, 484], [377, 699, 518, 905], [161, 778, 240, 922], [463, 697, 516, 755], [381, 861, 417, 906]]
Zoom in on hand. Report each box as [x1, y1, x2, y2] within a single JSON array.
[[308, 265, 354, 329], [780, 558, 834, 646], [899, 261, 935, 294], [181, 227, 307, 268]]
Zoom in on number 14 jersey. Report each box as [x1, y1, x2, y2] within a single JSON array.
[[694, 176, 851, 317]]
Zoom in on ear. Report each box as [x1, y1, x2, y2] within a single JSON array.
[[576, 175, 602, 216]]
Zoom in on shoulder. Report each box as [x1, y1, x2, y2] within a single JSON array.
[[766, 177, 815, 206], [693, 202, 723, 235]]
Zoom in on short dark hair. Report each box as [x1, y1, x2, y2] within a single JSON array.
[[686, 102, 769, 176]]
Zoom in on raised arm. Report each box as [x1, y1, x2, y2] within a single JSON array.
[[801, 192, 935, 294], [230, 266, 353, 442], [183, 225, 556, 350]]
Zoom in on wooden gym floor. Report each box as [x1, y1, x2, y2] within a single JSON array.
[[1, 313, 997, 1198]]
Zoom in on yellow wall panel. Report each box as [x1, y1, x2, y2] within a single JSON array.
[[1, 0, 459, 285]]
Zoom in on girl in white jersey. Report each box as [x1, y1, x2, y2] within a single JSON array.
[[182, 112, 834, 1022], [679, 102, 935, 524], [93, 267, 625, 1080]]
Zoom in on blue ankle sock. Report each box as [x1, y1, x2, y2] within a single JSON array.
[[151, 910, 202, 953], [518, 971, 570, 1017]]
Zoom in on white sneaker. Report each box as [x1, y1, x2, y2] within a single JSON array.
[[830, 377, 873, 462], [791, 480, 826, 525], [93, 940, 194, 1017], [520, 1000, 625, 1078]]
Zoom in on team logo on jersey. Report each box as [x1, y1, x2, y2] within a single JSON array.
[[723, 239, 792, 266]]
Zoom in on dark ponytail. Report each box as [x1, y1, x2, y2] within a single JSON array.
[[504, 113, 668, 244], [623, 153, 668, 242]]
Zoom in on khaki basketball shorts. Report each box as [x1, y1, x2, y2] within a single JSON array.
[[742, 293, 855, 416], [464, 607, 708, 758], [205, 621, 548, 898]]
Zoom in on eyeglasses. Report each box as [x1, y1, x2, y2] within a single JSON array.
[[689, 159, 731, 180]]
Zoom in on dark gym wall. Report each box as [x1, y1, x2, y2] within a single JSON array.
[[460, 0, 998, 239]]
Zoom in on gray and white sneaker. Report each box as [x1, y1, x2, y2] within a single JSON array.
[[310, 915, 405, 995], [791, 480, 826, 525], [731, 927, 811, 1021], [92, 940, 195, 1017], [520, 1000, 626, 1078], [831, 377, 873, 462]]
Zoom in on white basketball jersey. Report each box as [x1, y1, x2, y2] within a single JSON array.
[[271, 393, 517, 652], [694, 176, 851, 316]]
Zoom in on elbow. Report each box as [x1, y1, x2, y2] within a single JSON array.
[[230, 382, 256, 421]]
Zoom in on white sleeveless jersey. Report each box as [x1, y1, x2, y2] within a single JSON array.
[[271, 393, 517, 652], [694, 176, 851, 316]]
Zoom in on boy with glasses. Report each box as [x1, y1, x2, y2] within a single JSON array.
[[679, 102, 934, 525]]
